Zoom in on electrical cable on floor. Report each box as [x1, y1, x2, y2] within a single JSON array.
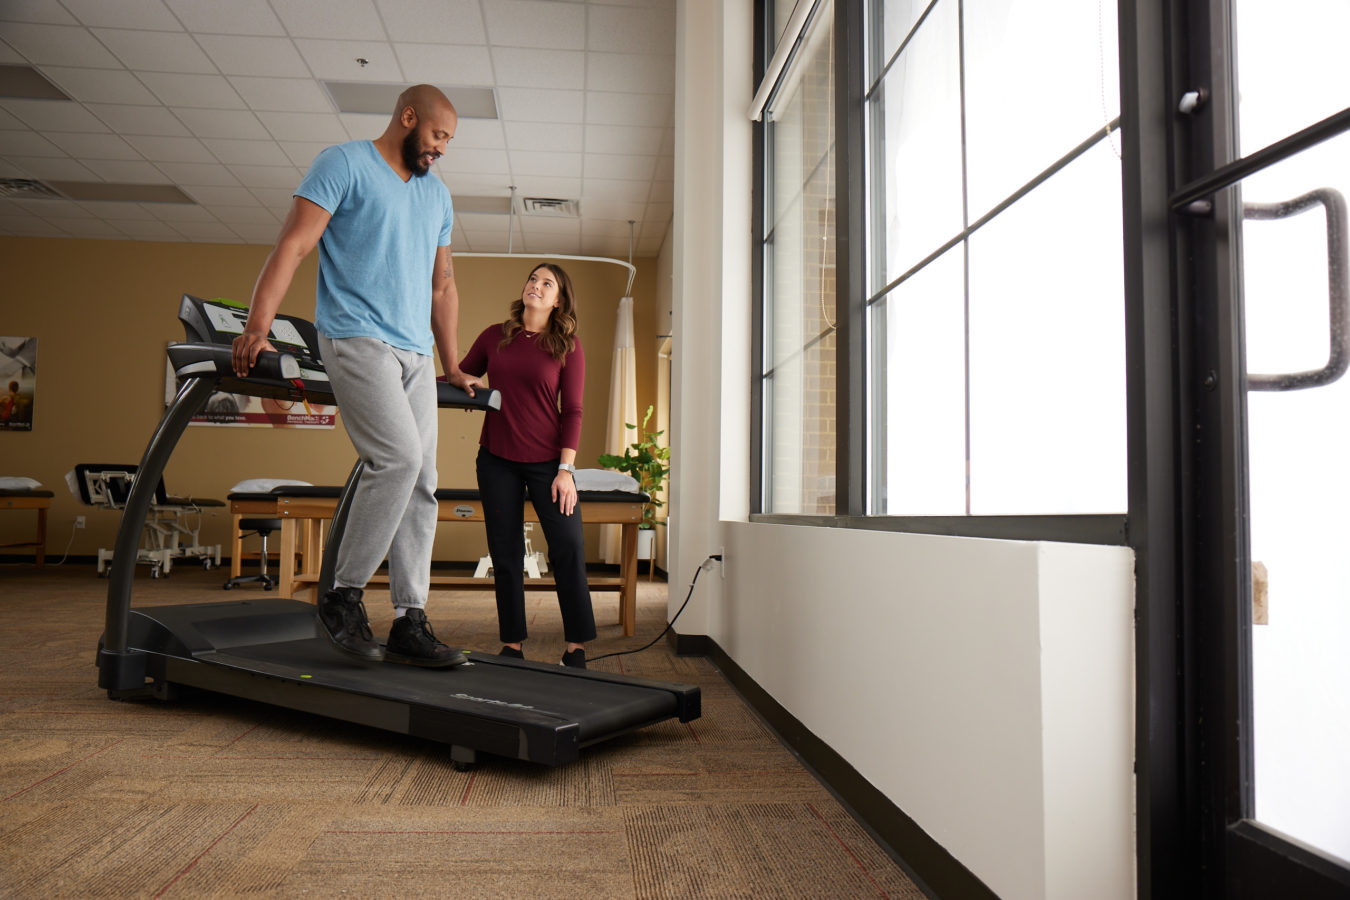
[[50, 520, 79, 566], [589, 553, 722, 662]]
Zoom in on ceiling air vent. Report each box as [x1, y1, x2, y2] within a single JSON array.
[[519, 197, 580, 218], [0, 178, 62, 200]]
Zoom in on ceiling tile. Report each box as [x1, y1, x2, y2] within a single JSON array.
[[7, 155, 98, 180], [584, 90, 672, 126], [587, 4, 674, 55], [293, 38, 401, 82], [278, 140, 332, 167], [496, 87, 582, 124], [212, 205, 280, 224], [227, 164, 304, 188], [523, 233, 581, 255], [441, 173, 515, 196], [580, 153, 653, 180], [585, 123, 663, 154], [507, 176, 581, 198], [376, 0, 486, 45], [582, 198, 645, 220], [149, 203, 217, 222], [483, 0, 585, 50], [489, 48, 584, 90], [0, 129, 62, 156], [126, 134, 214, 162], [198, 35, 311, 77], [73, 200, 159, 220], [448, 118, 505, 150], [337, 112, 386, 138], [437, 146, 509, 176], [586, 51, 673, 94], [116, 218, 186, 238], [0, 2, 79, 25], [164, 0, 286, 35], [516, 216, 581, 235], [49, 217, 129, 238], [653, 154, 673, 179], [63, 0, 183, 31], [583, 217, 641, 237], [228, 76, 333, 113], [210, 138, 291, 166], [230, 222, 285, 243], [173, 107, 270, 139], [581, 176, 650, 201], [254, 110, 349, 142], [0, 215, 65, 236], [0, 23, 122, 67], [40, 67, 160, 105], [0, 98, 111, 132], [181, 185, 260, 206], [394, 42, 492, 86], [457, 211, 510, 231], [176, 221, 243, 241], [0, 108, 25, 129], [92, 28, 216, 73], [509, 150, 581, 178], [248, 186, 300, 208], [81, 159, 172, 183], [153, 160, 240, 185], [141, 72, 246, 108], [270, 0, 387, 41], [504, 120, 582, 153], [86, 103, 190, 136], [45, 132, 145, 161]]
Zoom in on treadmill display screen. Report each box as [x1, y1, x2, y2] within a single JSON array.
[[202, 303, 307, 349]]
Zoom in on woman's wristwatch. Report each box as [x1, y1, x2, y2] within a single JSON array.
[[558, 462, 576, 477]]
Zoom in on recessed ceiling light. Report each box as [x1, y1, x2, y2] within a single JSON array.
[[0, 64, 72, 101], [324, 81, 498, 120]]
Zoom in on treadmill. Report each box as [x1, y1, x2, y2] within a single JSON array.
[[96, 294, 700, 769]]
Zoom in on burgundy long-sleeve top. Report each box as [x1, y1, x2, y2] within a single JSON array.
[[459, 324, 585, 463]]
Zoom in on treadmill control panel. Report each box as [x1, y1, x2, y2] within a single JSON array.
[[178, 294, 325, 377]]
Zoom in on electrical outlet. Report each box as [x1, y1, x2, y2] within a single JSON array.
[[74, 515, 85, 529]]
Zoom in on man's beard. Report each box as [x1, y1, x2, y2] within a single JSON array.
[[401, 131, 432, 177]]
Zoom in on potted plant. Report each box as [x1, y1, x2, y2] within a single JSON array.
[[598, 405, 670, 559]]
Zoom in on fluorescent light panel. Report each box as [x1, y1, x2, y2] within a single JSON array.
[[325, 81, 498, 119]]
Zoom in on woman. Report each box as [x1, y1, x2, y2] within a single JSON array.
[[459, 263, 595, 667]]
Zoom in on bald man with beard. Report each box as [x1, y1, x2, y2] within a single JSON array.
[[232, 84, 483, 668]]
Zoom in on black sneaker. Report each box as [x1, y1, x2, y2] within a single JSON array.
[[561, 648, 586, 669], [316, 586, 383, 661], [385, 609, 467, 668], [499, 645, 524, 659]]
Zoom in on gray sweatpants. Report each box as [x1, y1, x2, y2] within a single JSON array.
[[319, 335, 438, 609]]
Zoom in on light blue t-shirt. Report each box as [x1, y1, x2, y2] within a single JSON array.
[[295, 140, 454, 355]]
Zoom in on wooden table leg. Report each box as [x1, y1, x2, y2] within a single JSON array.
[[35, 505, 47, 566], [229, 513, 243, 580], [279, 518, 298, 599], [619, 523, 638, 637]]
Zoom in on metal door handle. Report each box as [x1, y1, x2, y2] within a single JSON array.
[[1245, 187, 1349, 391]]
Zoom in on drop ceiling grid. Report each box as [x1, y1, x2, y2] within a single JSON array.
[[0, 0, 674, 257]]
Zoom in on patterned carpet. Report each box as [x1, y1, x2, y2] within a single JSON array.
[[0, 562, 925, 899]]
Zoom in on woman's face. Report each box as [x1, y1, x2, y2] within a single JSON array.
[[522, 267, 561, 314]]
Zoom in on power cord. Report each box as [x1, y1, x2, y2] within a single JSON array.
[[589, 553, 722, 662], [49, 519, 80, 566]]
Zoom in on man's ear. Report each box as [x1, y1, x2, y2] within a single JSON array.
[[400, 105, 418, 128]]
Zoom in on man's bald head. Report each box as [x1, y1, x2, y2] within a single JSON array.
[[383, 84, 458, 178], [394, 84, 456, 124]]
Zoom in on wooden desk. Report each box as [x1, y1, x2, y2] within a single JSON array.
[[228, 491, 646, 636], [1, 490, 53, 566]]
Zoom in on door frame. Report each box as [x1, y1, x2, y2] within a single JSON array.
[[1124, 0, 1350, 895]]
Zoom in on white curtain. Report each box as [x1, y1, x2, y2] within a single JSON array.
[[600, 296, 637, 564]]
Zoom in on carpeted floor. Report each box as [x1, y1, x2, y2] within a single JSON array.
[[0, 562, 926, 899]]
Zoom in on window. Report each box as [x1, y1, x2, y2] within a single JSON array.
[[759, 0, 837, 515], [866, 0, 1126, 517]]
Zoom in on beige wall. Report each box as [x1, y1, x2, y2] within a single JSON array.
[[0, 236, 661, 564]]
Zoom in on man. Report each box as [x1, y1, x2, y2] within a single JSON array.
[[231, 84, 482, 667]]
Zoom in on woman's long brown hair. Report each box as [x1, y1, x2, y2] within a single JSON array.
[[499, 263, 578, 362]]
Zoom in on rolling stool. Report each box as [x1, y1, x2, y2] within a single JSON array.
[[224, 517, 282, 590]]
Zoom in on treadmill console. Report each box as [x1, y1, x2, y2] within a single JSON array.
[[178, 294, 324, 374]]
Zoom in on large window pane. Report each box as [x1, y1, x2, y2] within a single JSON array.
[[872, 246, 966, 514], [963, 0, 1120, 221], [877, 0, 935, 69], [966, 139, 1125, 514], [763, 0, 836, 515], [873, 0, 963, 286]]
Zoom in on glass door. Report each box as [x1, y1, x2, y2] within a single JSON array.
[[1178, 0, 1350, 893]]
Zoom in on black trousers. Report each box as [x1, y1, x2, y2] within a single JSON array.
[[476, 447, 596, 644]]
